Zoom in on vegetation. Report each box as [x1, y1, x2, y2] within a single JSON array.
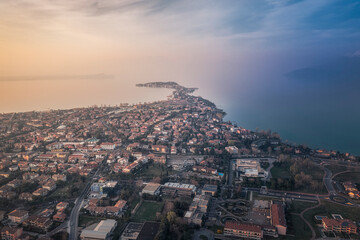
[[334, 172, 360, 184], [303, 200, 360, 237], [267, 155, 326, 193], [289, 200, 318, 214], [132, 201, 164, 221], [285, 214, 312, 240]]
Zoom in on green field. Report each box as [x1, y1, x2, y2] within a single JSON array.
[[284, 214, 312, 240], [132, 201, 163, 221], [325, 164, 349, 175], [334, 172, 360, 184], [270, 164, 292, 178], [135, 164, 175, 180], [289, 201, 318, 214]]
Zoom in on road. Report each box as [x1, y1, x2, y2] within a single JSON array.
[[320, 164, 336, 195], [68, 168, 101, 240]]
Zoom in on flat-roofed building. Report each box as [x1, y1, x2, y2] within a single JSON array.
[[80, 219, 117, 240], [201, 184, 217, 196], [8, 209, 29, 224], [162, 182, 196, 197], [141, 183, 161, 196]]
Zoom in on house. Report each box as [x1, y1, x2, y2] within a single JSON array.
[[19, 192, 33, 201], [114, 200, 127, 212], [53, 212, 66, 222], [56, 202, 69, 211], [23, 215, 53, 232], [224, 221, 263, 240], [32, 188, 49, 197], [8, 209, 29, 224], [1, 226, 23, 240], [322, 218, 357, 234], [43, 179, 56, 191], [52, 174, 67, 182]]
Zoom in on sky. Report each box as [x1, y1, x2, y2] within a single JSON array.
[[1, 0, 360, 153]]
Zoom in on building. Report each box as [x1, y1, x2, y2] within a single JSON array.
[[80, 219, 117, 240], [224, 221, 263, 240], [53, 212, 66, 222], [271, 203, 287, 236], [202, 184, 217, 196], [8, 210, 29, 224], [322, 218, 358, 234], [141, 183, 161, 196], [23, 215, 53, 232], [234, 159, 268, 179], [56, 202, 69, 211], [1, 226, 23, 240], [162, 182, 196, 197], [100, 143, 116, 150]]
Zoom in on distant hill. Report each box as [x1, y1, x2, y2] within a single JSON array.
[[285, 56, 360, 85]]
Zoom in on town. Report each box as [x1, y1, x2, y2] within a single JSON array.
[[0, 82, 360, 240]]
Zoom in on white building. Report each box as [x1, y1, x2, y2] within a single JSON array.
[[80, 219, 117, 240], [141, 183, 161, 196]]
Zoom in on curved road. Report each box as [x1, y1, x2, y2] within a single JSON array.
[[299, 196, 321, 240]]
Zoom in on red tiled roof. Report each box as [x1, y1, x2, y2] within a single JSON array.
[[323, 218, 357, 229], [225, 221, 262, 233], [271, 203, 286, 227]]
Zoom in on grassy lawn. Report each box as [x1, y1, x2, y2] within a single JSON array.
[[289, 201, 318, 214], [135, 164, 175, 180], [132, 201, 163, 222], [325, 164, 349, 175], [251, 192, 280, 201], [284, 214, 312, 240], [78, 215, 106, 228], [270, 163, 292, 178], [334, 172, 360, 184]]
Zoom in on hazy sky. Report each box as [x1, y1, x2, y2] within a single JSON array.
[[1, 0, 360, 112]]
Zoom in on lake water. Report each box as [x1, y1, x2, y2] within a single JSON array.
[[1, 78, 359, 156]]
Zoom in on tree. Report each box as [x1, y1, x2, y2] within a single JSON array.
[[166, 211, 177, 224]]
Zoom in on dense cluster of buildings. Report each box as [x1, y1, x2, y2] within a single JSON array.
[[0, 83, 359, 240]]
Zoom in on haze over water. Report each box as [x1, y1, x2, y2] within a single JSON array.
[[1, 1, 360, 155]]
